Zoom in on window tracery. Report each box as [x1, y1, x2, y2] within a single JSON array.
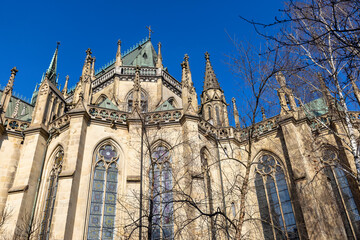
[[87, 144, 119, 240], [255, 154, 299, 239], [322, 149, 360, 238], [40, 148, 64, 240], [150, 146, 173, 240], [127, 91, 148, 113]]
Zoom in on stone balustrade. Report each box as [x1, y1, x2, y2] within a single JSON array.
[[49, 114, 71, 130], [144, 109, 182, 125], [88, 106, 128, 123], [3, 118, 30, 132]]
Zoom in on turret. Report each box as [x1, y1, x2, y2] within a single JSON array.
[[0, 67, 18, 120], [200, 52, 229, 127], [79, 48, 94, 104], [232, 97, 240, 128], [181, 54, 198, 114], [62, 75, 69, 98], [156, 42, 163, 69], [115, 40, 122, 67], [276, 72, 297, 115]]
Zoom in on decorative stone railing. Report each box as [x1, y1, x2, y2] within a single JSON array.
[[162, 71, 182, 92], [49, 114, 70, 130], [3, 118, 30, 132], [144, 109, 182, 125], [92, 68, 116, 88], [88, 106, 128, 123], [120, 66, 157, 76]]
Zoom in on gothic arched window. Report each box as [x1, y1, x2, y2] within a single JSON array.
[[127, 91, 148, 113], [322, 149, 360, 238], [40, 148, 64, 240], [215, 106, 220, 125], [150, 146, 173, 240], [255, 154, 299, 239], [87, 144, 119, 240]]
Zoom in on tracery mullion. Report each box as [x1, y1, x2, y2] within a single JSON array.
[[41, 172, 55, 239], [262, 174, 277, 240], [99, 161, 109, 238], [46, 172, 60, 238], [331, 166, 357, 238], [273, 173, 288, 239]]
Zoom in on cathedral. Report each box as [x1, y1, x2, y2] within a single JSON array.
[[0, 36, 359, 240]]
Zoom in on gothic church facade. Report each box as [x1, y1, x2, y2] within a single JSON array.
[[0, 37, 359, 239]]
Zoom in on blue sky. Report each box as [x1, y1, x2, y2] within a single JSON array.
[[0, 0, 284, 106]]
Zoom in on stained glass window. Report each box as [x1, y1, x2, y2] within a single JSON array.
[[40, 149, 64, 240], [150, 146, 174, 240], [255, 154, 299, 240], [88, 144, 119, 240], [322, 150, 360, 238]]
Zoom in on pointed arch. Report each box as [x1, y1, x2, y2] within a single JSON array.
[[254, 151, 299, 239], [321, 148, 360, 238], [39, 145, 64, 240], [95, 94, 109, 105], [86, 139, 121, 240], [149, 141, 174, 239], [125, 89, 149, 113]]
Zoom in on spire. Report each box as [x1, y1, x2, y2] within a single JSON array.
[[46, 42, 60, 85], [0, 67, 18, 118], [203, 52, 220, 91], [276, 72, 297, 115], [91, 57, 96, 80], [232, 97, 240, 128], [156, 42, 163, 69], [82, 48, 93, 77], [275, 71, 287, 88], [62, 75, 69, 97], [350, 75, 360, 107], [115, 40, 123, 67], [318, 73, 334, 111], [181, 54, 198, 114]]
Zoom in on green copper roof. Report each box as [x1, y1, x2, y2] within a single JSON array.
[[122, 40, 157, 67], [95, 38, 158, 75], [0, 90, 34, 122], [303, 97, 328, 117], [155, 100, 175, 111], [97, 97, 119, 110]]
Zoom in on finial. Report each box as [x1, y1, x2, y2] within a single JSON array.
[[135, 65, 140, 73], [56, 41, 60, 48], [184, 54, 189, 62], [158, 42, 161, 48], [86, 48, 92, 56], [11, 67, 18, 75], [261, 107, 266, 120], [275, 72, 286, 88], [232, 97, 236, 103], [117, 39, 121, 45], [205, 52, 210, 61], [146, 25, 154, 39]]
